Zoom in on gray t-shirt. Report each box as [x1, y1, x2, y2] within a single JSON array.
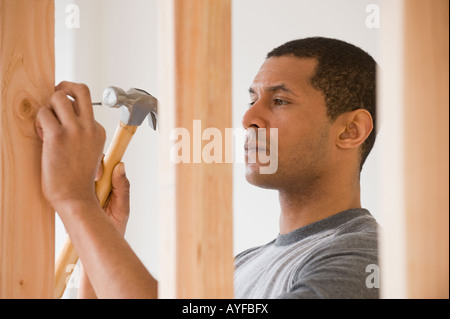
[[234, 208, 379, 298]]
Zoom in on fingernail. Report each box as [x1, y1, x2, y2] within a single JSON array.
[[120, 163, 126, 176]]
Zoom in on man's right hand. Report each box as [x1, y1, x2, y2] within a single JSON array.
[[36, 82, 157, 298], [35, 81, 106, 213]]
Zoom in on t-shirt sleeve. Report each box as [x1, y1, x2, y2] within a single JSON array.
[[277, 232, 379, 299]]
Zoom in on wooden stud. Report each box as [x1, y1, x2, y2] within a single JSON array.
[[0, 0, 55, 298], [402, 0, 449, 298], [379, 0, 449, 298], [158, 0, 233, 298]]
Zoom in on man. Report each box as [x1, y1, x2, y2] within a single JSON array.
[[236, 37, 378, 298], [35, 37, 378, 298]]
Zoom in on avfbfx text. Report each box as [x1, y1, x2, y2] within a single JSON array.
[[182, 303, 269, 316]]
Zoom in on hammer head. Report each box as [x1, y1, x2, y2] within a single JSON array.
[[102, 86, 158, 130]]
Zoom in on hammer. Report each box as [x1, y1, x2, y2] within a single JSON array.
[[54, 87, 158, 298]]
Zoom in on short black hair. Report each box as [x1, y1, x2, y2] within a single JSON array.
[[267, 37, 377, 169]]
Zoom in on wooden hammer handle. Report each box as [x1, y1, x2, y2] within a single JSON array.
[[96, 122, 138, 207], [54, 122, 138, 298]]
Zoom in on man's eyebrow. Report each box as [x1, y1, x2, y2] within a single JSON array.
[[248, 84, 298, 96]]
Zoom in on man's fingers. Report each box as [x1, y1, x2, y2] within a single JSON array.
[[49, 90, 77, 126], [56, 81, 94, 120], [110, 162, 130, 210], [105, 162, 130, 235], [111, 162, 129, 193], [35, 107, 61, 140]]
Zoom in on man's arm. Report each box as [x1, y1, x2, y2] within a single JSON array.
[[59, 199, 157, 298], [77, 161, 144, 298], [36, 81, 157, 298]]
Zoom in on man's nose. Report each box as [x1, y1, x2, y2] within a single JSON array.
[[241, 100, 267, 130]]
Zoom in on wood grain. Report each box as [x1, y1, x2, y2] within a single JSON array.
[[158, 0, 233, 298], [379, 0, 449, 299], [0, 0, 55, 298], [402, 0, 449, 298]]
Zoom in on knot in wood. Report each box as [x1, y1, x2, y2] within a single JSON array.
[[18, 98, 37, 120]]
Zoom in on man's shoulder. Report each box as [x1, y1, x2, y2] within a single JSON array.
[[284, 210, 380, 298], [234, 239, 275, 263], [309, 210, 379, 257], [336, 209, 379, 232], [301, 210, 379, 271], [331, 209, 379, 246]]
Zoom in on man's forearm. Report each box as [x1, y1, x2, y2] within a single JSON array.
[[78, 263, 97, 299], [59, 200, 157, 298]]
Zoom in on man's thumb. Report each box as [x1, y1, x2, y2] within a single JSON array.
[[111, 162, 130, 194], [107, 162, 130, 234]]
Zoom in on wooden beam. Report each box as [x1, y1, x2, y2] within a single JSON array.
[[402, 0, 449, 298], [379, 0, 449, 298], [0, 0, 55, 298], [158, 0, 233, 298]]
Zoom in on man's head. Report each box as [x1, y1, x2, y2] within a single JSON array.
[[242, 37, 377, 193]]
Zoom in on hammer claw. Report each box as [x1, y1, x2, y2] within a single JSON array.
[[149, 112, 158, 131]]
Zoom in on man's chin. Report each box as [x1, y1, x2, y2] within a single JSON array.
[[244, 165, 278, 190]]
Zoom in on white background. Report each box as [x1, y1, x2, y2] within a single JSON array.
[[55, 0, 381, 297]]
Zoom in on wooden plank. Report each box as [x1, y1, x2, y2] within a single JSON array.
[[158, 0, 233, 298], [379, 0, 449, 298], [402, 0, 449, 298], [0, 0, 55, 298]]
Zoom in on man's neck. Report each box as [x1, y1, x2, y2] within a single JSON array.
[[278, 176, 361, 234]]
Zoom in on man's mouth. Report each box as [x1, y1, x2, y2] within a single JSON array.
[[244, 143, 267, 152]]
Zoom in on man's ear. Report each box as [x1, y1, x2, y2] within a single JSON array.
[[335, 109, 373, 150]]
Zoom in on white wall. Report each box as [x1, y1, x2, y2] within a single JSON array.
[[55, 0, 159, 298], [55, 0, 381, 297]]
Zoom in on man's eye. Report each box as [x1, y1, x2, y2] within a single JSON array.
[[273, 99, 288, 106], [248, 101, 256, 107]]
